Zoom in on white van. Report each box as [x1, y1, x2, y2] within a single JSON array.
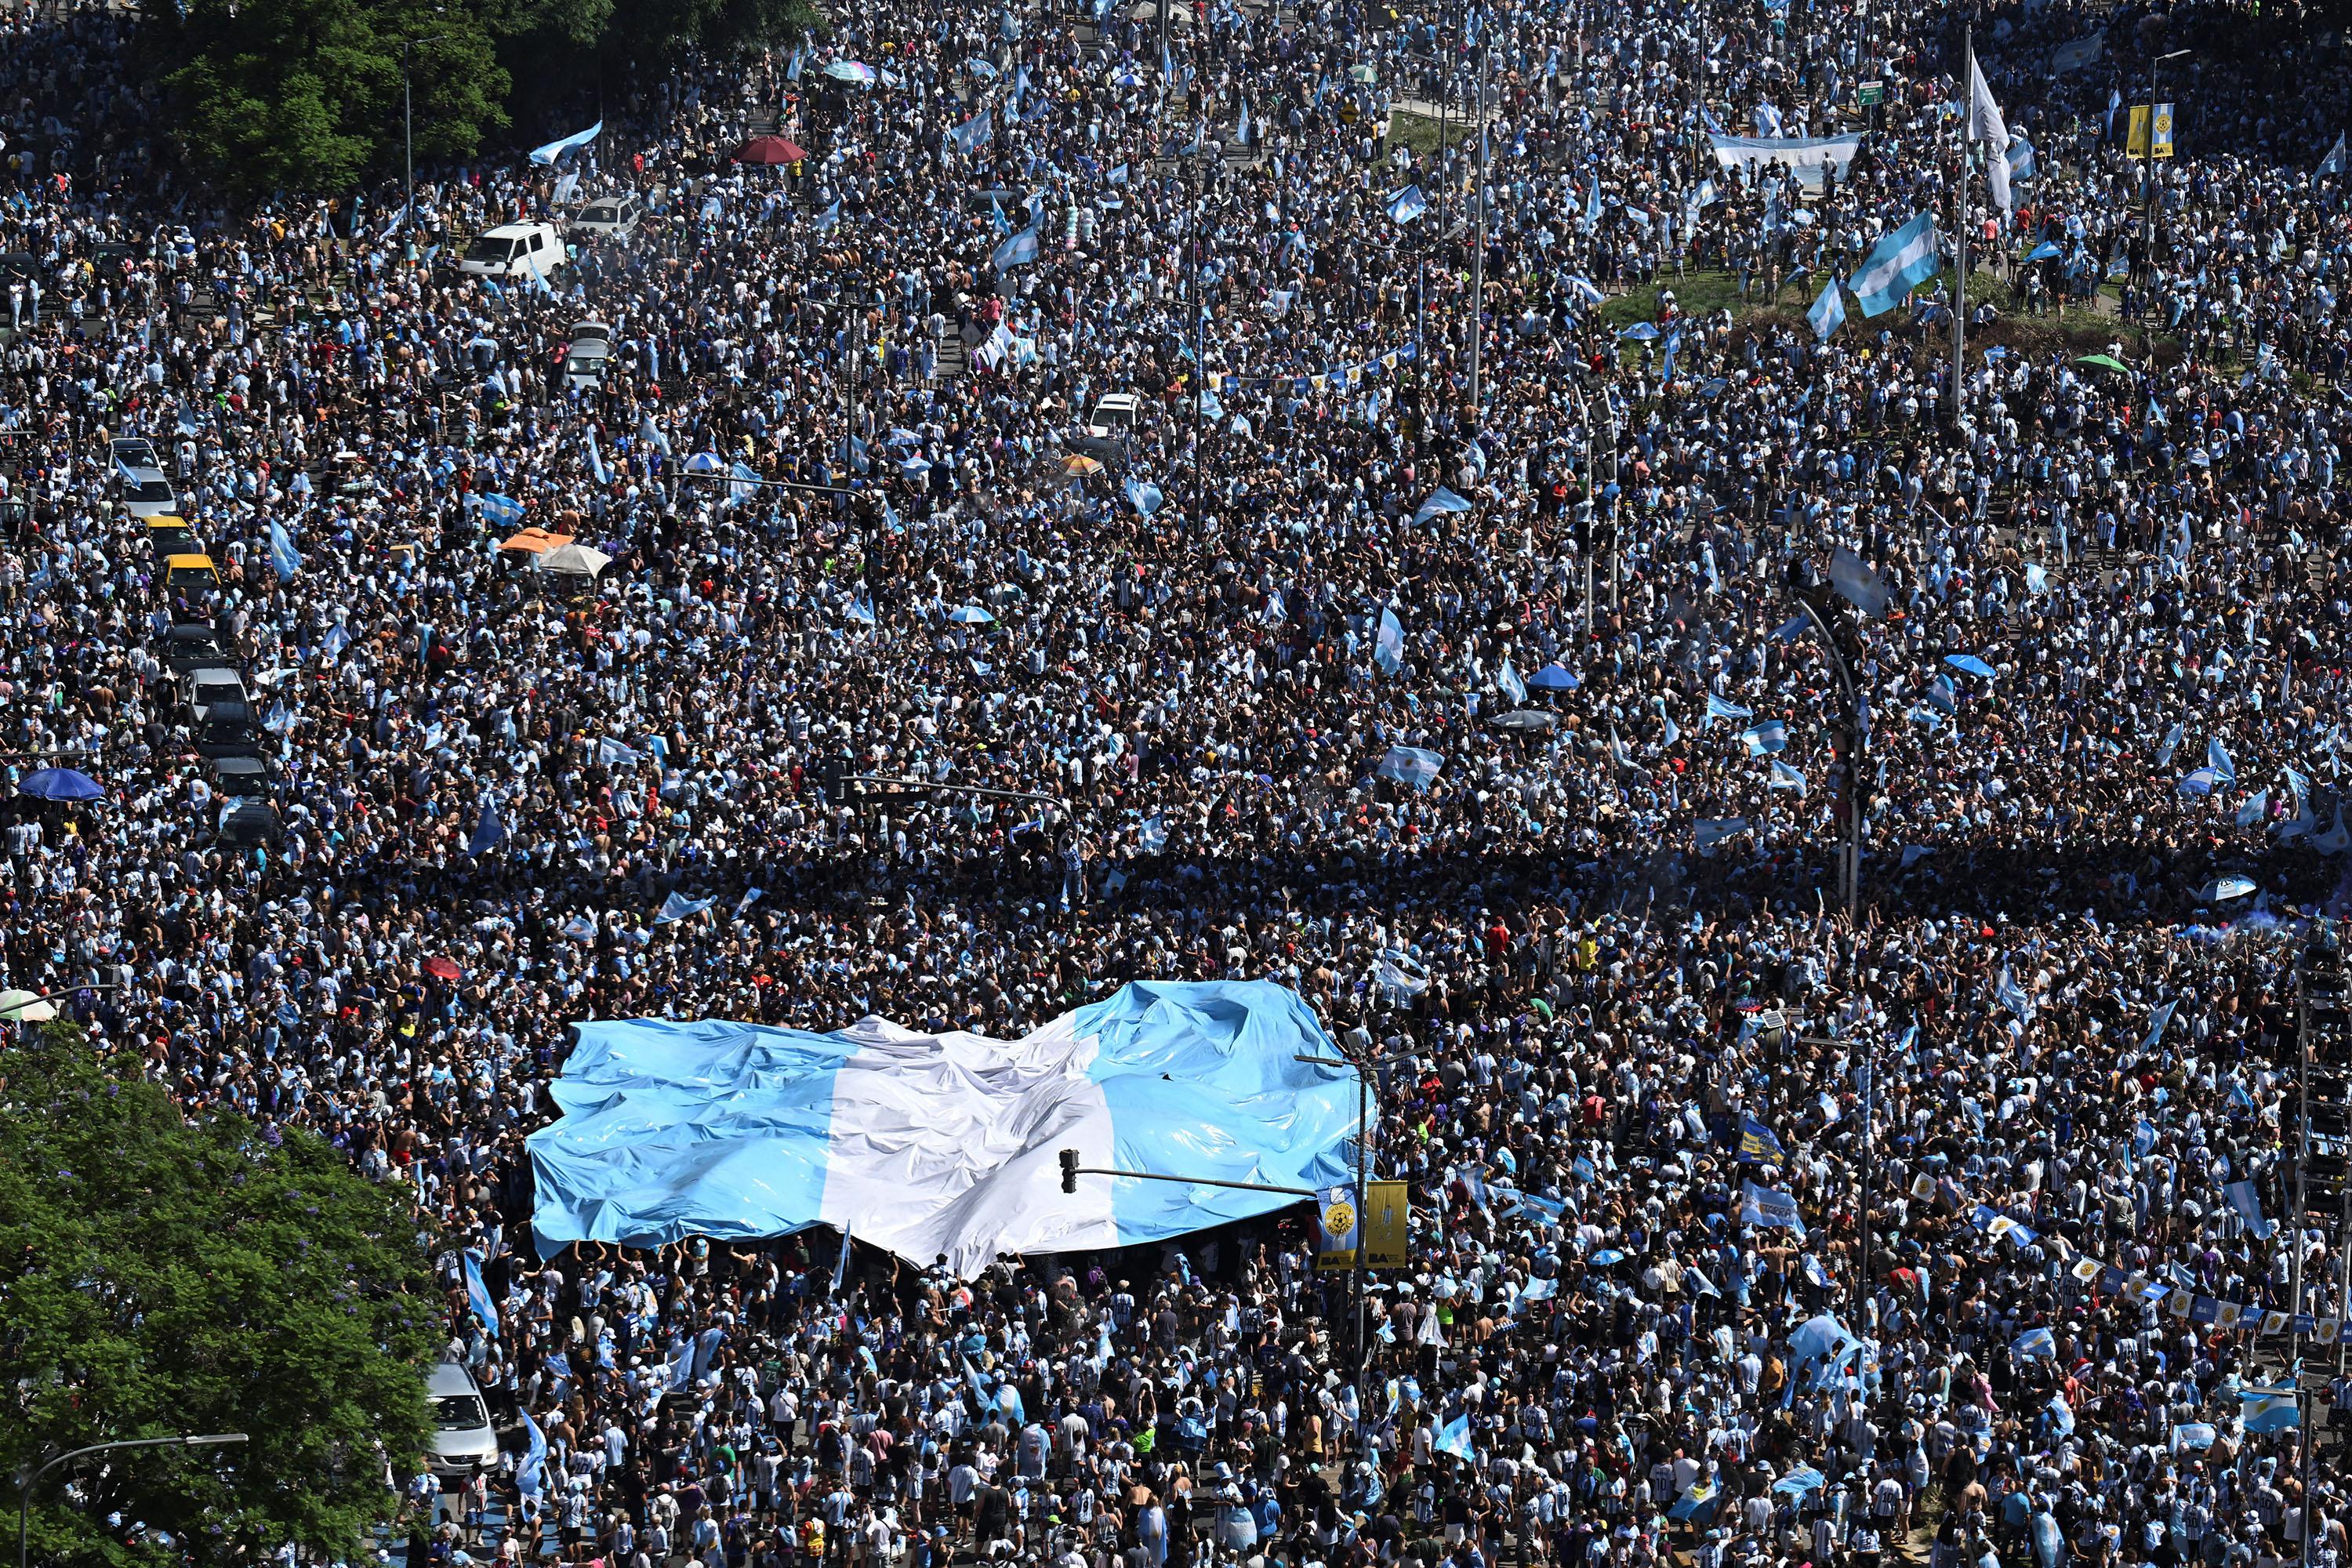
[[458, 222, 567, 281]]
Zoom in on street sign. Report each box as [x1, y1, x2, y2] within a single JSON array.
[[1857, 80, 1885, 106]]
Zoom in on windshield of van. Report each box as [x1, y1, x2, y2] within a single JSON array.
[[464, 238, 514, 264], [435, 1394, 489, 1430]]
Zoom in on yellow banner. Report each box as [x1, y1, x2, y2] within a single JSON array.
[[1365, 1180, 1411, 1268], [2128, 104, 2176, 158]]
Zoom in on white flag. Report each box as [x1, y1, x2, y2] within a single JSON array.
[[1969, 57, 2012, 212]]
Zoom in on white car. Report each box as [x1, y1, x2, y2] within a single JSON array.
[[568, 193, 642, 241], [111, 437, 178, 518], [179, 665, 249, 721], [1084, 392, 1141, 440], [457, 221, 567, 282], [426, 1361, 499, 1483]]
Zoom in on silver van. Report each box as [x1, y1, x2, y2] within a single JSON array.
[[426, 1361, 499, 1483]]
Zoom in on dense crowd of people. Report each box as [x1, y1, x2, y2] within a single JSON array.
[[5, 0, 2352, 1566]]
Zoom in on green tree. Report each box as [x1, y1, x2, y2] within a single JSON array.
[[0, 1026, 442, 1568], [157, 0, 510, 199]]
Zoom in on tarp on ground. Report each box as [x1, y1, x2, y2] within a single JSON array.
[[528, 980, 1359, 1276]]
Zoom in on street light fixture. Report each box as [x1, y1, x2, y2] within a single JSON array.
[[401, 27, 454, 259], [19, 1433, 249, 1568], [2141, 50, 2190, 267]]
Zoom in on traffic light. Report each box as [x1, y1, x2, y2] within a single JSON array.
[[1059, 1149, 1080, 1194]]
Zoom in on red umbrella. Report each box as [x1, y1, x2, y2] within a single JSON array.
[[735, 135, 808, 165], [425, 956, 463, 982]]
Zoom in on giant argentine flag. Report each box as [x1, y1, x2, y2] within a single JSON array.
[[528, 982, 1358, 1277], [1851, 212, 1940, 317]]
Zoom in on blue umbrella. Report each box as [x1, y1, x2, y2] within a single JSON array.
[[1526, 663, 1581, 691], [18, 768, 102, 801], [948, 604, 996, 625]]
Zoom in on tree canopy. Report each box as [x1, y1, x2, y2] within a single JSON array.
[[156, 0, 511, 200], [150, 0, 822, 201], [0, 1026, 441, 1568]]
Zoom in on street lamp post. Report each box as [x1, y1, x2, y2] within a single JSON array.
[[401, 31, 453, 256], [2141, 51, 2189, 272], [1295, 1051, 1375, 1461], [18, 1433, 249, 1568]]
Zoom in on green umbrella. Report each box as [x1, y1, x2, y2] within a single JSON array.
[[2075, 354, 2132, 374]]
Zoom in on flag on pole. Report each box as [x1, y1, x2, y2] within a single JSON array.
[[992, 226, 1041, 270], [1850, 212, 1940, 316], [1807, 275, 1846, 340], [2321, 132, 2349, 176], [463, 1250, 501, 1338], [1386, 185, 1428, 224], [268, 518, 303, 582], [1969, 56, 2011, 211]]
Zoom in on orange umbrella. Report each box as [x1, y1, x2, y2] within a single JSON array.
[[499, 528, 575, 554]]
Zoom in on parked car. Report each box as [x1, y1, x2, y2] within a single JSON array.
[[568, 194, 642, 241], [158, 623, 227, 674], [457, 222, 567, 282], [426, 1362, 500, 1483]]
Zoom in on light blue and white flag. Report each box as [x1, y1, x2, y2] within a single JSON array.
[[1497, 657, 1526, 704], [524, 982, 1361, 1277], [2241, 1388, 2300, 1433], [1414, 486, 1475, 524], [268, 518, 303, 582], [1386, 185, 1428, 224], [655, 891, 715, 924], [1377, 746, 1445, 790], [1807, 275, 1846, 340], [463, 1250, 501, 1338], [1769, 760, 1807, 796], [517, 1408, 549, 1495], [949, 111, 993, 154], [1850, 212, 1940, 317], [1704, 695, 1753, 729], [529, 121, 603, 165], [993, 226, 1041, 270], [2013, 1327, 2055, 1359], [1435, 1412, 1475, 1461], [2321, 132, 2348, 177], [1739, 1179, 1806, 1236], [2223, 1179, 2274, 1240], [2208, 735, 2237, 783], [1375, 608, 1406, 673], [1740, 720, 1788, 756]]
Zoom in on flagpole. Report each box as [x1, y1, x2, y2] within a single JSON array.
[[1468, 36, 1487, 422], [1952, 24, 1969, 433]]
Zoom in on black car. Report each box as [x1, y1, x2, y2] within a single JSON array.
[[158, 622, 228, 675], [217, 800, 281, 848], [206, 754, 274, 797], [192, 701, 264, 760]]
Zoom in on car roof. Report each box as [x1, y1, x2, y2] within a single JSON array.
[[187, 666, 244, 684], [481, 222, 551, 238], [163, 622, 220, 641], [427, 1361, 481, 1397], [1095, 393, 1141, 408], [166, 554, 216, 569]]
